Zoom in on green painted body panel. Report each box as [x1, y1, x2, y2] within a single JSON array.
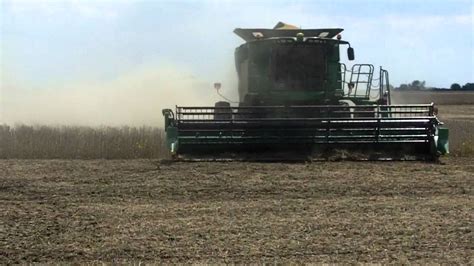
[[235, 38, 356, 105], [437, 127, 449, 154]]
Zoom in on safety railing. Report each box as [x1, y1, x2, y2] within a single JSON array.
[[166, 104, 439, 147], [175, 104, 435, 121]]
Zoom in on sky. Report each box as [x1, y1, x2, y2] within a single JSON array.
[[0, 0, 473, 125]]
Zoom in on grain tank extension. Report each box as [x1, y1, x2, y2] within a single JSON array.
[[162, 22, 449, 160]]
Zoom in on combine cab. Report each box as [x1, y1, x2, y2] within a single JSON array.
[[162, 22, 449, 161]]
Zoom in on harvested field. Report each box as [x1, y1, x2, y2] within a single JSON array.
[[1, 158, 473, 263], [392, 90, 474, 105], [438, 105, 474, 156]]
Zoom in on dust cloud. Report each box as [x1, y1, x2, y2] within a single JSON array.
[[1, 65, 221, 126]]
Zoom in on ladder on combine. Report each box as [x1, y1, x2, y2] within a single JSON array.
[[340, 64, 391, 104], [349, 64, 374, 98]]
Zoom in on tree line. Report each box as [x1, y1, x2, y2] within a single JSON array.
[[395, 80, 474, 91]]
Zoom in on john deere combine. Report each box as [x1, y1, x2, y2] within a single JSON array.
[[162, 22, 449, 161]]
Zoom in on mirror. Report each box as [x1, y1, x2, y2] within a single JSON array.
[[347, 47, 355, 61]]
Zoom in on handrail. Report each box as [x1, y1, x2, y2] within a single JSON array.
[[177, 104, 434, 109]]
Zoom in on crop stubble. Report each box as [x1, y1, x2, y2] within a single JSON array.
[[1, 158, 472, 263]]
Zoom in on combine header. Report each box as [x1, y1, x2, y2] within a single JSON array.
[[162, 22, 449, 161]]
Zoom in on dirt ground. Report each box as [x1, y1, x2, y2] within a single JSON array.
[[1, 158, 472, 263]]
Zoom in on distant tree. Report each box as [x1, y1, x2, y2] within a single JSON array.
[[398, 84, 409, 90], [410, 80, 426, 90], [461, 83, 474, 90], [411, 80, 421, 89], [450, 83, 462, 90]]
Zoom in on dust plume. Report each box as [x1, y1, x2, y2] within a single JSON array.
[[1, 65, 221, 126]]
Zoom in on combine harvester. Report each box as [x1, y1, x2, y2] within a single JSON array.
[[162, 22, 449, 161]]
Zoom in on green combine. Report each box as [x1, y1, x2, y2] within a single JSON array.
[[162, 22, 449, 161]]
